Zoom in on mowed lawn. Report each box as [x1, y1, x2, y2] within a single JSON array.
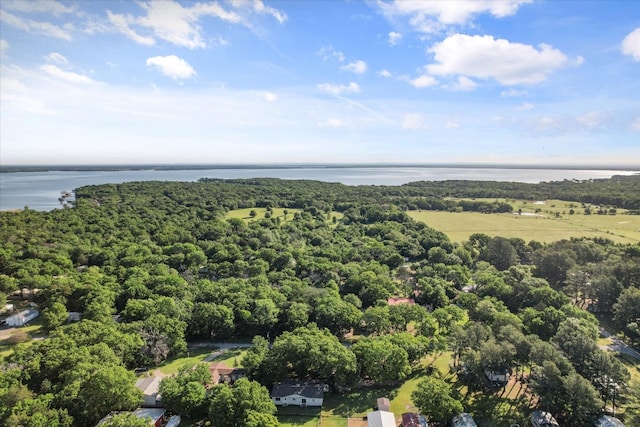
[[225, 207, 344, 225], [407, 210, 640, 244]]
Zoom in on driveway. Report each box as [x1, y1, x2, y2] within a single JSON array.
[[600, 327, 640, 360]]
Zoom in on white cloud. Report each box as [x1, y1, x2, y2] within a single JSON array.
[[452, 76, 476, 91], [317, 82, 360, 95], [317, 45, 345, 62], [259, 91, 277, 102], [378, 0, 532, 33], [0, 10, 73, 40], [0, 39, 8, 56], [427, 34, 572, 85], [501, 88, 527, 97], [45, 52, 68, 64], [409, 74, 438, 88], [318, 118, 344, 128], [2, 0, 76, 15], [146, 55, 197, 80], [402, 113, 424, 129], [631, 117, 640, 131], [40, 64, 96, 84], [517, 102, 535, 111], [108, 0, 241, 49], [378, 69, 392, 78], [341, 60, 367, 74], [622, 27, 640, 61], [388, 31, 402, 45], [233, 0, 287, 23], [576, 111, 610, 130], [107, 11, 155, 46], [446, 120, 460, 129]]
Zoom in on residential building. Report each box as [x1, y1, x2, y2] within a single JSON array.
[[5, 308, 39, 326], [595, 415, 625, 427], [367, 410, 396, 427], [402, 412, 429, 427], [271, 382, 325, 407]]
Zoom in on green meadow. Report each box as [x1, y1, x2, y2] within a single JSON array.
[[408, 199, 640, 244]]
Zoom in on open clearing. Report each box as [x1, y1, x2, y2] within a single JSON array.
[[407, 210, 640, 244]]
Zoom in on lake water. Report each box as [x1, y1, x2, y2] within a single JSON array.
[[0, 167, 638, 211]]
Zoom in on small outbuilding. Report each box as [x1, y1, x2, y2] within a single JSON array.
[[530, 410, 559, 427], [377, 397, 391, 411], [595, 415, 625, 427], [136, 376, 163, 408], [367, 410, 396, 427], [272, 382, 325, 407], [5, 308, 39, 326], [451, 413, 477, 427]]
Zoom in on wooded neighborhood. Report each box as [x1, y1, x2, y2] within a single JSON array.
[[1, 176, 640, 426]]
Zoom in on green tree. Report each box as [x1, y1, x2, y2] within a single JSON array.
[[98, 412, 153, 427], [160, 364, 211, 419], [42, 301, 69, 331], [209, 378, 276, 427], [352, 337, 411, 385], [562, 372, 603, 427], [411, 377, 463, 424]]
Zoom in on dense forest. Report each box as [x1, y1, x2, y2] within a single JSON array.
[[1, 176, 640, 426]]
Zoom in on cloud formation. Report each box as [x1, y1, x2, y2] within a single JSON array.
[[0, 9, 73, 40], [317, 82, 360, 95], [378, 0, 532, 33], [146, 55, 196, 80], [622, 27, 640, 61], [427, 34, 571, 85], [341, 60, 367, 74], [40, 64, 96, 84], [388, 31, 402, 45]]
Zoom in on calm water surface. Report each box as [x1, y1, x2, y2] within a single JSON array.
[[1, 167, 638, 211]]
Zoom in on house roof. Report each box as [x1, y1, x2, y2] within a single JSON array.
[[367, 410, 396, 427], [272, 382, 325, 399], [402, 412, 428, 427], [452, 413, 477, 427], [377, 397, 390, 411], [595, 415, 625, 427], [531, 410, 559, 427], [135, 376, 161, 395]]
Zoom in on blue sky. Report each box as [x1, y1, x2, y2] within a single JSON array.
[[1, 0, 639, 165]]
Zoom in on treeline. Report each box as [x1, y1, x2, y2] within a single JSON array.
[[0, 177, 639, 426]]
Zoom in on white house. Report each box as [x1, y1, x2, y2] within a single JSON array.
[[367, 410, 396, 427], [271, 382, 325, 407], [136, 376, 163, 408], [5, 308, 40, 327], [452, 413, 477, 427], [485, 368, 510, 384]]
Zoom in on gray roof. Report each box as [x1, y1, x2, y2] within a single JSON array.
[[272, 382, 324, 399], [595, 415, 625, 427]]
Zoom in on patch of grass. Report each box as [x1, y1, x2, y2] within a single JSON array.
[[157, 348, 213, 375], [407, 209, 640, 244], [224, 207, 302, 223]]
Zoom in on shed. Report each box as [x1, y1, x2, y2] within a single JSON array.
[[367, 410, 396, 427], [5, 308, 40, 327], [136, 376, 163, 407], [402, 412, 429, 427], [272, 382, 324, 407], [377, 397, 391, 411], [530, 410, 559, 427], [451, 413, 477, 427], [595, 415, 625, 427]]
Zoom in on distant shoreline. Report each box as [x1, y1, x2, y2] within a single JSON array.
[[2, 163, 639, 173]]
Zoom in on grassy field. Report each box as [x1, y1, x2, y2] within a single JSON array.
[[224, 207, 344, 226], [407, 209, 640, 244]]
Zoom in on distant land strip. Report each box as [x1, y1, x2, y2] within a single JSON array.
[[2, 163, 639, 173]]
